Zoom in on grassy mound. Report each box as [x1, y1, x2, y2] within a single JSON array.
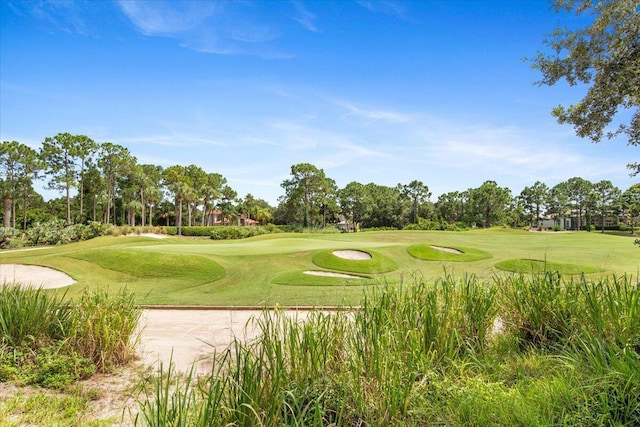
[[272, 271, 375, 287], [407, 244, 492, 262], [494, 259, 604, 275], [68, 249, 225, 282], [312, 249, 398, 274]]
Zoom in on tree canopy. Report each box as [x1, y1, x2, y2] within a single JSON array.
[[530, 0, 640, 174]]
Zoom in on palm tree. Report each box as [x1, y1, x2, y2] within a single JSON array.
[[163, 165, 190, 235]]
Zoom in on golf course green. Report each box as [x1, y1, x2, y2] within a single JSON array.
[[1, 228, 638, 306]]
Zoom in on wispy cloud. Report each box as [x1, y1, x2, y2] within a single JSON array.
[[290, 1, 318, 32], [116, 0, 292, 58], [356, 0, 406, 18], [335, 100, 413, 124], [114, 133, 227, 148], [117, 0, 219, 35], [7, 0, 107, 36]]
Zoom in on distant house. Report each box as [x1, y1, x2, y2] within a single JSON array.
[[239, 214, 259, 227], [336, 215, 356, 232], [203, 209, 224, 226], [540, 216, 570, 230], [541, 209, 626, 230]]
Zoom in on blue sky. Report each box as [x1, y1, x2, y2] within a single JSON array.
[[1, 0, 637, 205]]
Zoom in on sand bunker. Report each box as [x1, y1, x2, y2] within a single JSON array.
[[123, 233, 169, 239], [0, 264, 76, 289], [430, 245, 463, 255], [304, 270, 363, 279], [332, 250, 372, 260]]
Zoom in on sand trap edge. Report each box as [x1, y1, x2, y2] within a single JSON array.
[[304, 270, 364, 279], [0, 264, 76, 289], [332, 250, 372, 260]]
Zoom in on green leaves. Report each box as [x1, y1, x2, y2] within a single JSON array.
[[531, 0, 640, 172]]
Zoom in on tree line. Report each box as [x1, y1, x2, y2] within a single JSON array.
[[1, 134, 639, 234], [0, 134, 271, 234]]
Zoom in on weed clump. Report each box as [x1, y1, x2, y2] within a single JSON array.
[[0, 286, 140, 388]]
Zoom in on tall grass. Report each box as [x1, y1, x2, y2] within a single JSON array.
[[498, 272, 581, 347], [1, 285, 141, 389], [0, 285, 71, 348], [67, 288, 141, 372], [134, 272, 639, 426]]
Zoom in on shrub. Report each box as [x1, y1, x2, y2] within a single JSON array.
[[404, 220, 442, 231], [0, 345, 95, 388], [209, 225, 282, 240], [0, 227, 21, 249], [25, 220, 108, 246], [274, 224, 303, 233], [181, 226, 215, 236], [33, 346, 95, 389]]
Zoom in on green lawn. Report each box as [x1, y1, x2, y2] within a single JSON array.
[[1, 228, 638, 306]]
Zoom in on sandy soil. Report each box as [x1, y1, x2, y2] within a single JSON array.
[[138, 309, 268, 374], [332, 249, 371, 260], [0, 263, 76, 289]]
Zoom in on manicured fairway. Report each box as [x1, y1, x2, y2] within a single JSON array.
[[0, 229, 638, 306]]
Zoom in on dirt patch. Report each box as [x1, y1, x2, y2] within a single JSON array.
[[0, 264, 76, 289], [332, 250, 372, 260], [304, 270, 363, 279], [430, 245, 463, 255]]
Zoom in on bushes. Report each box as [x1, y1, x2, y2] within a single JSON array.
[[210, 225, 281, 240], [0, 227, 20, 249], [0, 220, 108, 248], [22, 220, 108, 246], [404, 220, 469, 231], [162, 225, 284, 239]]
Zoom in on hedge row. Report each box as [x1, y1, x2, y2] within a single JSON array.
[[163, 225, 284, 240]]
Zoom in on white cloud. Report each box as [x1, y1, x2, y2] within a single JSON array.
[[117, 1, 219, 35], [116, 0, 292, 58], [333, 99, 413, 124]]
